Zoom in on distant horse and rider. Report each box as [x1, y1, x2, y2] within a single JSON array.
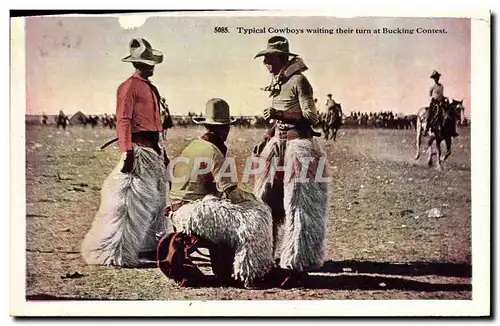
[[322, 102, 343, 141], [317, 94, 343, 141], [414, 70, 463, 170], [414, 98, 463, 169], [56, 110, 69, 130]]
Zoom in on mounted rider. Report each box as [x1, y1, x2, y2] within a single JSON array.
[[325, 94, 342, 124], [57, 110, 68, 129], [325, 94, 339, 112], [425, 70, 459, 137]]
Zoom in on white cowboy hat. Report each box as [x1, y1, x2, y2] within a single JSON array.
[[122, 38, 163, 66], [192, 98, 237, 125]]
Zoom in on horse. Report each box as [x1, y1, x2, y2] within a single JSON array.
[[56, 111, 68, 130], [109, 114, 116, 129], [88, 115, 100, 128], [323, 103, 343, 141], [414, 98, 463, 169]]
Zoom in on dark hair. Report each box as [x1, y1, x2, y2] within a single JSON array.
[[205, 124, 229, 133], [133, 62, 153, 70], [205, 125, 216, 132]]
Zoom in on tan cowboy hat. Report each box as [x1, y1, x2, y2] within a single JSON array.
[[192, 98, 237, 125], [122, 38, 163, 66], [430, 70, 441, 79], [254, 36, 298, 58]]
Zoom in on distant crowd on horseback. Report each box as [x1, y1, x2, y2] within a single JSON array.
[[315, 96, 468, 133], [31, 94, 468, 135], [39, 111, 117, 130]]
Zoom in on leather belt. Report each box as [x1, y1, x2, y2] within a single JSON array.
[[132, 138, 157, 148], [277, 127, 314, 140], [276, 122, 321, 140], [132, 132, 161, 154]]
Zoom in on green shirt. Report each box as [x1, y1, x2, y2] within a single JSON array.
[[170, 139, 237, 203]]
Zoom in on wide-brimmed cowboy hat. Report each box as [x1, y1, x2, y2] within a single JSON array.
[[192, 98, 237, 125], [122, 38, 163, 66], [254, 36, 298, 58], [430, 70, 441, 79]]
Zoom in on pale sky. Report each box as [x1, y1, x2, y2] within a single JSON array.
[[25, 13, 470, 117]]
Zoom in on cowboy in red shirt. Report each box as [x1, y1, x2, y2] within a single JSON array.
[[81, 38, 170, 267], [116, 39, 168, 168]]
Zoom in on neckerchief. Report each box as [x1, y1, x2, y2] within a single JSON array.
[[262, 57, 308, 98], [200, 132, 227, 156]]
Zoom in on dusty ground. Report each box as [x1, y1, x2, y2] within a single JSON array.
[[25, 125, 471, 300]]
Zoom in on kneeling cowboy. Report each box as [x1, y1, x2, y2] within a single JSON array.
[[157, 98, 275, 289]]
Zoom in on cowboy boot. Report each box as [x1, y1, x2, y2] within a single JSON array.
[[279, 270, 308, 289]]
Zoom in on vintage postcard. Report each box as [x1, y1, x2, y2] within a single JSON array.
[[10, 8, 490, 317]]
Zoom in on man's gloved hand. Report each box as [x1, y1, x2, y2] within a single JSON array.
[[121, 150, 134, 173], [263, 107, 277, 121], [223, 186, 256, 204], [253, 138, 268, 156], [264, 108, 303, 124], [277, 111, 303, 124]]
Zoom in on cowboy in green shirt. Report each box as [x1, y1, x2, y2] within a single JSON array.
[[158, 98, 275, 289], [252, 36, 329, 288]]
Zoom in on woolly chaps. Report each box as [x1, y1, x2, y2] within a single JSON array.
[[81, 146, 169, 267], [170, 195, 274, 287], [254, 137, 329, 272]]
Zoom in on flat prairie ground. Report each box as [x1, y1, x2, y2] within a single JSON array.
[[24, 125, 471, 300]]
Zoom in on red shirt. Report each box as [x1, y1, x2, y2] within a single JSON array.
[[116, 72, 163, 152]]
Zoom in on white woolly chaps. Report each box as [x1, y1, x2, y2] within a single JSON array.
[[81, 146, 169, 267], [253, 136, 329, 272], [170, 195, 274, 287]]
